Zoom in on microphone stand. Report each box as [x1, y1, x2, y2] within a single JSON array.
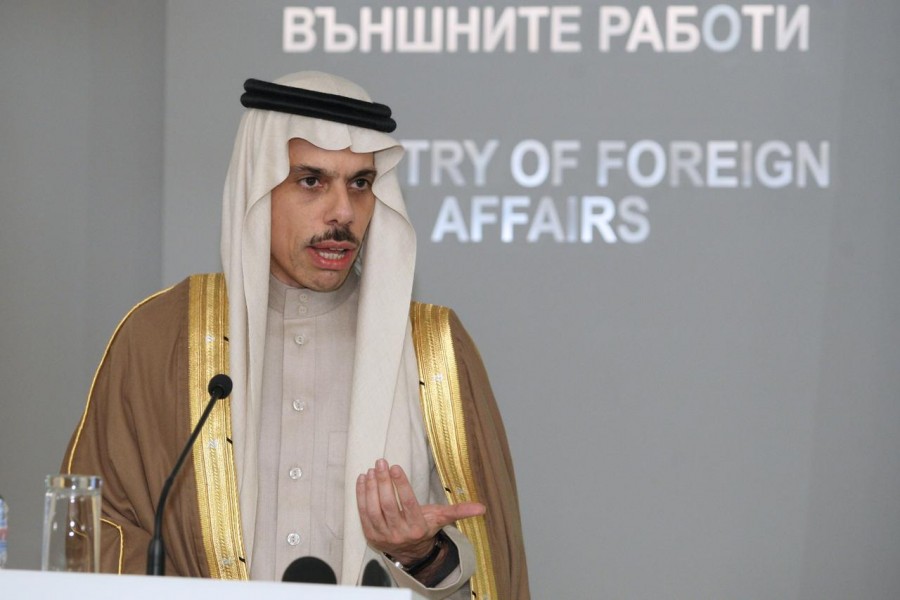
[[147, 375, 232, 575]]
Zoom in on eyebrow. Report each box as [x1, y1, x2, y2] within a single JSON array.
[[290, 164, 378, 180]]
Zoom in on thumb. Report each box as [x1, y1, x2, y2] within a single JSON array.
[[424, 501, 486, 529], [450, 501, 486, 520]]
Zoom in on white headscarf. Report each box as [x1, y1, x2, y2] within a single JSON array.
[[220, 71, 423, 582]]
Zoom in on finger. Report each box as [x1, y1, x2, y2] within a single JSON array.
[[374, 459, 404, 526], [356, 473, 367, 514], [364, 468, 389, 534], [421, 501, 487, 530], [448, 501, 487, 519], [356, 473, 377, 539], [390, 465, 425, 523]]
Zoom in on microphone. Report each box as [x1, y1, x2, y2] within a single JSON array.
[[361, 559, 392, 587], [282, 556, 337, 584], [207, 373, 233, 399], [147, 374, 233, 575]]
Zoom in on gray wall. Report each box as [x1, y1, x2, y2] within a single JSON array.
[[2, 2, 900, 599], [0, 0, 165, 570]]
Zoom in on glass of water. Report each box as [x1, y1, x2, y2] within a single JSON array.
[[41, 474, 102, 572]]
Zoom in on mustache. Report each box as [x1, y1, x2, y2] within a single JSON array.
[[308, 225, 361, 247]]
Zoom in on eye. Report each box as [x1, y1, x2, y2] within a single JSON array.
[[298, 176, 320, 188], [350, 177, 372, 190]]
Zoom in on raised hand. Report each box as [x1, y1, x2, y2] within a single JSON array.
[[356, 458, 485, 564]]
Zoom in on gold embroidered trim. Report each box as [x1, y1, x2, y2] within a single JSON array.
[[410, 302, 498, 600], [188, 274, 247, 580], [100, 518, 125, 574]]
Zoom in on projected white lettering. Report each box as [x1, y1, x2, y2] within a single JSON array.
[[282, 4, 809, 53], [596, 140, 829, 189], [429, 195, 650, 244], [284, 6, 583, 53], [599, 4, 809, 52], [403, 137, 830, 245]]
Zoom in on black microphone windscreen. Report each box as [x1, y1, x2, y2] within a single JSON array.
[[361, 559, 392, 587], [282, 556, 337, 584], [208, 374, 233, 399]]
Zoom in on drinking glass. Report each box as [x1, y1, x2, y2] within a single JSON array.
[[41, 474, 102, 572]]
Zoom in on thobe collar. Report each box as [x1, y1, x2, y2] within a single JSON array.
[[267, 270, 359, 318]]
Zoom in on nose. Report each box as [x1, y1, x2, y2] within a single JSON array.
[[324, 186, 354, 226]]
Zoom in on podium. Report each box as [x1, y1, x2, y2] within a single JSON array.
[[0, 569, 426, 599]]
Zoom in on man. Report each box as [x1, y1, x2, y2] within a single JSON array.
[[63, 72, 529, 599]]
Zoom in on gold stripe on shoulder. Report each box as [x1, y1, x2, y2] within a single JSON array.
[[188, 273, 247, 580], [410, 302, 499, 600], [66, 286, 174, 475]]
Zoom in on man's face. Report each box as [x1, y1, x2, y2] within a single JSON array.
[[270, 138, 377, 291]]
